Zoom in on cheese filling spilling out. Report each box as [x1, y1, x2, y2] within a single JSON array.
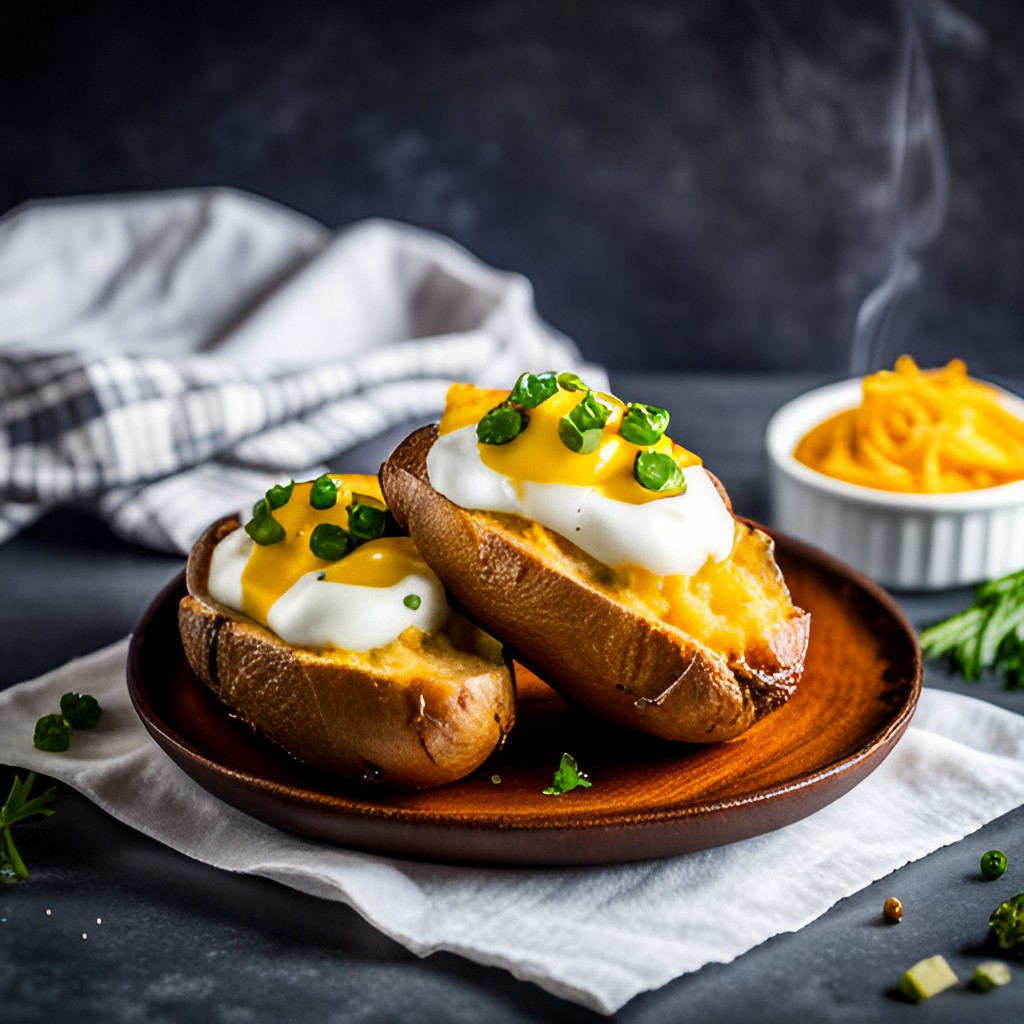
[[207, 474, 449, 652]]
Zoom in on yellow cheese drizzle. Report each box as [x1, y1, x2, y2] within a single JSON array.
[[240, 474, 429, 627], [437, 381, 702, 505], [794, 356, 1024, 493]]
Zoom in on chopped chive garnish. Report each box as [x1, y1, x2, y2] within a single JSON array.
[[477, 405, 527, 445], [33, 714, 71, 753], [245, 498, 285, 545], [309, 523, 353, 560], [347, 494, 389, 541], [620, 403, 670, 446], [509, 371, 558, 408], [265, 480, 294, 510], [558, 390, 612, 454], [634, 451, 685, 492], [556, 371, 588, 393], [309, 474, 338, 510], [59, 692, 102, 731], [403, 594, 422, 610]]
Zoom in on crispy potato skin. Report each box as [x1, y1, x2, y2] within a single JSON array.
[[379, 426, 810, 743], [178, 515, 516, 788]]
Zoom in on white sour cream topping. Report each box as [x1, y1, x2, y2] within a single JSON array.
[[426, 425, 735, 576], [207, 528, 449, 652]]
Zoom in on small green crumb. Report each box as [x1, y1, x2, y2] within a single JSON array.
[[403, 594, 422, 610], [972, 961, 1011, 991], [490, 775, 502, 785], [899, 955, 958, 1003]]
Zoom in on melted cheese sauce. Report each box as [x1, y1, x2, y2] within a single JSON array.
[[208, 475, 449, 651], [428, 382, 735, 576]]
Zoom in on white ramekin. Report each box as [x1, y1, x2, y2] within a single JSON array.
[[766, 378, 1024, 590]]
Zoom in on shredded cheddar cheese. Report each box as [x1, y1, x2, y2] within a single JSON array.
[[793, 356, 1024, 493]]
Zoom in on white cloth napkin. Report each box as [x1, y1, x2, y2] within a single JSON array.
[[3, 641, 1024, 1015], [0, 189, 601, 552]]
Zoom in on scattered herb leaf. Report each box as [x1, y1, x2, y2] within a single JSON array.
[[59, 692, 102, 731], [265, 480, 294, 510], [309, 523, 353, 561], [403, 594, 422, 610], [0, 773, 57, 883], [245, 498, 285, 545], [989, 893, 1024, 950], [477, 405, 527, 445], [509, 371, 558, 409], [309, 474, 338, 510], [33, 714, 71, 753], [542, 752, 593, 796], [919, 568, 1024, 689]]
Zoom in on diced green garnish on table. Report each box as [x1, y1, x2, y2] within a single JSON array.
[[972, 961, 1011, 991], [899, 955, 958, 1003]]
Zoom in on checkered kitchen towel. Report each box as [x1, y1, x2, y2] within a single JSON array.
[[0, 189, 601, 553]]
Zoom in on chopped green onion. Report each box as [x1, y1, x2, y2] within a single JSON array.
[[477, 405, 527, 445], [403, 594, 422, 610], [309, 523, 353, 561], [59, 692, 102, 731], [620, 403, 670, 446], [634, 450, 685, 492], [265, 480, 294, 510], [509, 371, 559, 408], [558, 391, 612, 454], [981, 850, 1008, 880], [33, 714, 71, 753], [556, 371, 588, 393], [309, 474, 338, 510], [245, 498, 285, 545], [347, 494, 389, 542]]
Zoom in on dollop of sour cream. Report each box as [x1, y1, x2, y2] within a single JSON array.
[[426, 424, 735, 576], [206, 475, 450, 653]]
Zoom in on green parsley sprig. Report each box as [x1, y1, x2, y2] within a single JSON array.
[[919, 568, 1024, 689], [0, 773, 57, 883], [542, 752, 593, 796]]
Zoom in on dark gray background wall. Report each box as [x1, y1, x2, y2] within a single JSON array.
[[2, 0, 1021, 376]]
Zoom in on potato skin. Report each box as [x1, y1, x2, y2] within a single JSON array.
[[380, 426, 810, 743], [179, 515, 516, 789]]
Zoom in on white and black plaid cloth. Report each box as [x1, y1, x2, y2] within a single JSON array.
[[0, 190, 601, 553]]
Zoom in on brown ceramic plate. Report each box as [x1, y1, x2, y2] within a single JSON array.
[[127, 531, 921, 866]]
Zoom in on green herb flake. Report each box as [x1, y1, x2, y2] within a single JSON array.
[[509, 371, 559, 409], [244, 498, 285, 546], [0, 773, 57, 883], [620, 403, 671, 446], [309, 474, 338, 510], [309, 523, 353, 561], [920, 567, 1024, 689], [477, 405, 527, 446], [33, 714, 71, 753], [989, 893, 1024, 950], [59, 692, 102, 731], [403, 594, 422, 610], [542, 752, 593, 796], [265, 480, 294, 510], [634, 450, 685, 492]]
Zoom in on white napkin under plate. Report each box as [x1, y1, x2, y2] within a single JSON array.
[[0, 188, 602, 553], [3, 640, 1024, 1014]]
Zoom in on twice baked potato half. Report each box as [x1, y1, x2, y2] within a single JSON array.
[[379, 377, 810, 744], [178, 475, 515, 789]]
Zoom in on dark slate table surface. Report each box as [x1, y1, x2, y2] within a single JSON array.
[[2, 372, 1022, 1023]]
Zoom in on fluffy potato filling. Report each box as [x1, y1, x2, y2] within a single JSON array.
[[510, 517, 796, 662], [618, 522, 797, 660]]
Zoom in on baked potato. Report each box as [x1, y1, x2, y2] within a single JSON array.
[[178, 475, 515, 788], [379, 376, 810, 743]]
